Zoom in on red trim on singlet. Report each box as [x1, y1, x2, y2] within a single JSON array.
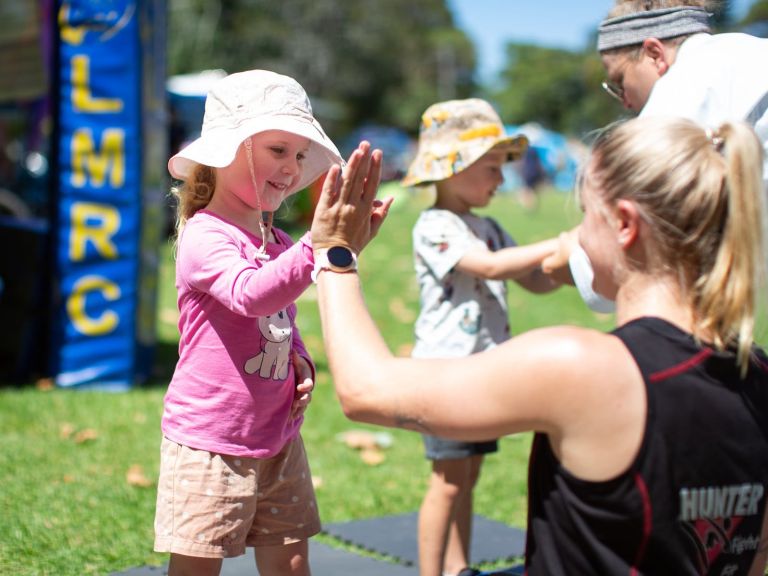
[[649, 349, 713, 383], [630, 472, 653, 576]]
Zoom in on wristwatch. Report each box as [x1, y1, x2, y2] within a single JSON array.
[[311, 246, 358, 282]]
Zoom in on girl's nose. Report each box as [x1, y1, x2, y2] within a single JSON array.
[[283, 158, 300, 175]]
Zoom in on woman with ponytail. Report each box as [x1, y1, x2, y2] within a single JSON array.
[[310, 115, 768, 575]]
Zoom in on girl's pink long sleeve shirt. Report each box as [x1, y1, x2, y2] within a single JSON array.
[[161, 210, 315, 458]]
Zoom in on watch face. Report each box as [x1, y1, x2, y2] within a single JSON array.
[[327, 246, 354, 268]]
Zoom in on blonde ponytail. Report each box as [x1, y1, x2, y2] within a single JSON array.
[[695, 122, 767, 372]]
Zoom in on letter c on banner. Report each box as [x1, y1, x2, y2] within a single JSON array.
[[67, 275, 121, 335]]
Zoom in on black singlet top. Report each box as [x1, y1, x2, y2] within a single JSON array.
[[525, 317, 768, 575]]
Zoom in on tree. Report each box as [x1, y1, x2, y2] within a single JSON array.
[[489, 44, 624, 137], [742, 0, 768, 23], [166, 0, 476, 138]]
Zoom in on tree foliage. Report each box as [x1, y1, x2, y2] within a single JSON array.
[[167, 0, 476, 138], [167, 0, 767, 141], [488, 44, 625, 138], [743, 0, 768, 22]]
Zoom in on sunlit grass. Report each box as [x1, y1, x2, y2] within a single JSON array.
[[5, 185, 763, 575]]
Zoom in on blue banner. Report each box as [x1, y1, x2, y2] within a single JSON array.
[[54, 0, 162, 389]]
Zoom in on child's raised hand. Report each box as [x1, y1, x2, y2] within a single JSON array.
[[542, 227, 579, 284], [311, 141, 393, 254]]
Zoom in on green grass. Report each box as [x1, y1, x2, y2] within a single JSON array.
[[2, 186, 764, 575]]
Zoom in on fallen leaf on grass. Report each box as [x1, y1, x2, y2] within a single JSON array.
[[389, 297, 415, 323], [126, 464, 153, 487], [36, 378, 54, 391], [338, 430, 379, 450], [336, 429, 393, 450], [312, 475, 323, 489], [74, 428, 99, 443], [396, 342, 414, 357], [360, 447, 385, 466], [59, 423, 75, 439]]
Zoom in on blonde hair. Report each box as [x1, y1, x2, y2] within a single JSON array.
[[587, 117, 767, 372], [171, 164, 216, 239]]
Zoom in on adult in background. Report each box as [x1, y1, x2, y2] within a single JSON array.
[[557, 0, 768, 311]]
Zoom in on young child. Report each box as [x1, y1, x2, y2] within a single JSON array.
[[400, 98, 563, 576], [153, 69, 348, 576]]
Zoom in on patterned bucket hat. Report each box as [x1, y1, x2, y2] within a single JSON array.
[[168, 69, 343, 195], [401, 98, 527, 187]]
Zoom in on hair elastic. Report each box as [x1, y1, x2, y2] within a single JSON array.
[[705, 127, 725, 153]]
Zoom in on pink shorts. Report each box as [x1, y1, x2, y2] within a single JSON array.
[[153, 435, 320, 558]]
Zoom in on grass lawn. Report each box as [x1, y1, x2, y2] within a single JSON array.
[[1, 185, 764, 575]]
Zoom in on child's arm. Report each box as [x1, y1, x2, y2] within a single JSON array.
[[181, 225, 314, 317], [454, 236, 559, 287]]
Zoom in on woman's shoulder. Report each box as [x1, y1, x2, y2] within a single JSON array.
[[505, 325, 636, 382]]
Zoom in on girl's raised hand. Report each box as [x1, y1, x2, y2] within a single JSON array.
[[311, 141, 393, 254]]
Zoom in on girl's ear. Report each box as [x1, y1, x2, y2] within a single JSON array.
[[615, 199, 640, 250]]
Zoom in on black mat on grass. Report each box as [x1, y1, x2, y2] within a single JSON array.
[[111, 540, 418, 576], [321, 512, 525, 567]]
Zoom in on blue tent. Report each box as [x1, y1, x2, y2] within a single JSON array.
[[340, 124, 414, 182], [503, 123, 586, 192]]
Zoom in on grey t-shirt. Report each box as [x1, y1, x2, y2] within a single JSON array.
[[411, 209, 515, 359]]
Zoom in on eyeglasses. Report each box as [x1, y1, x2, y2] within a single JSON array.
[[601, 80, 624, 103]]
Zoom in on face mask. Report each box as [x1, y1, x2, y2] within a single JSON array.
[[569, 244, 616, 314]]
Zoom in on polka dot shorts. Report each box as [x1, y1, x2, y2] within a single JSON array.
[[153, 435, 320, 558]]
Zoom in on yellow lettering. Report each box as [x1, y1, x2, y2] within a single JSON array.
[[71, 55, 123, 113], [67, 276, 121, 336], [59, 4, 86, 45], [71, 128, 125, 188], [69, 203, 120, 261]]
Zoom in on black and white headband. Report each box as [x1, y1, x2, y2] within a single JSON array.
[[597, 6, 711, 52]]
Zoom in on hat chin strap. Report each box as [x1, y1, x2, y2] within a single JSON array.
[[244, 136, 273, 261]]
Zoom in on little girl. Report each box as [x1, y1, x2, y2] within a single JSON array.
[[153, 69, 348, 576]]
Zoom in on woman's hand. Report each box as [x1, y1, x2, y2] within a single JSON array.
[[291, 352, 314, 421], [311, 141, 394, 254]]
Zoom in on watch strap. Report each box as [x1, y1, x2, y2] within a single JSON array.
[[311, 247, 358, 282]]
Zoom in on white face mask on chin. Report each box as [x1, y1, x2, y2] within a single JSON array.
[[569, 244, 616, 314]]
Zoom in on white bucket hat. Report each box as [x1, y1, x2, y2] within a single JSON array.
[[168, 69, 343, 195]]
